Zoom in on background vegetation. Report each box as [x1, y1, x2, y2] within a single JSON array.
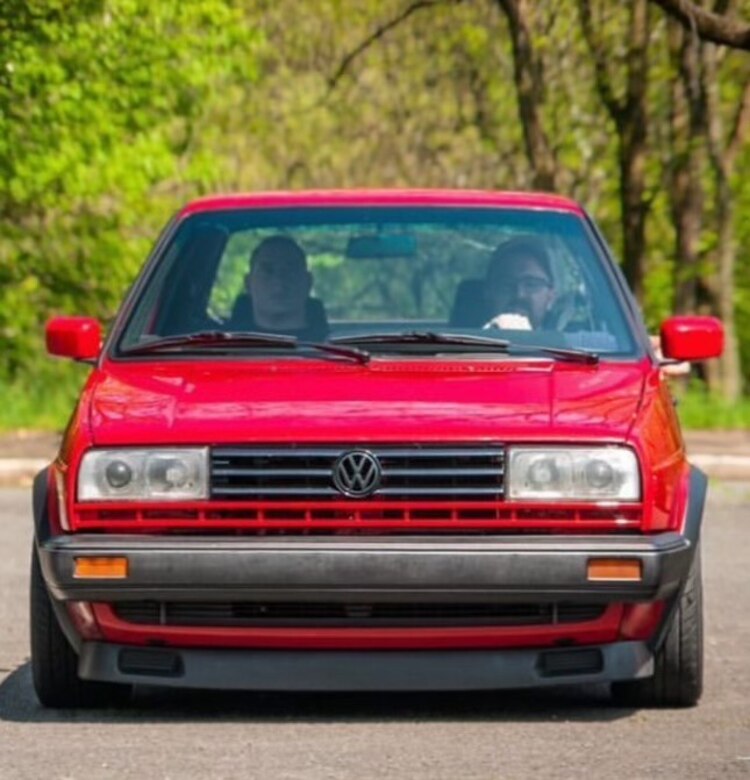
[[1, 0, 749, 429]]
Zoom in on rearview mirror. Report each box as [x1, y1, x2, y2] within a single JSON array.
[[46, 316, 102, 361], [346, 234, 417, 259], [660, 316, 723, 362]]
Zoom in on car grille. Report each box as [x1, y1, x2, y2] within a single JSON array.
[[113, 601, 606, 628], [210, 445, 506, 502]]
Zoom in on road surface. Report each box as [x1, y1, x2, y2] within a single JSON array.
[[0, 483, 748, 779]]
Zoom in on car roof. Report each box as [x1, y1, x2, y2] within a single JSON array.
[[178, 189, 585, 218]]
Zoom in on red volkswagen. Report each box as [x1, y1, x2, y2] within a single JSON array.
[[34, 190, 722, 708]]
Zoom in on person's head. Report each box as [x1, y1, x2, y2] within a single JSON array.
[[485, 237, 556, 328], [245, 236, 312, 329]]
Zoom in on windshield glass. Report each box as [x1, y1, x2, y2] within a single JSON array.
[[117, 207, 637, 357]]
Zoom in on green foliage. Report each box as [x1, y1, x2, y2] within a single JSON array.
[[674, 381, 750, 430], [1, 0, 749, 425], [0, 0, 259, 379], [0, 360, 89, 432], [731, 143, 750, 390]]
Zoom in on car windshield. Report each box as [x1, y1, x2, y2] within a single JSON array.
[[117, 206, 637, 358]]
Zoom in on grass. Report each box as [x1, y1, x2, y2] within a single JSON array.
[[0, 365, 748, 433], [0, 363, 89, 432], [674, 387, 750, 430]]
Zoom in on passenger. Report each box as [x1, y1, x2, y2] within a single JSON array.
[[231, 235, 328, 340], [483, 237, 556, 330]]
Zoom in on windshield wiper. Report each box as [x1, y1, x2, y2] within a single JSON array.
[[331, 331, 511, 349], [120, 330, 370, 364], [122, 330, 298, 354], [523, 345, 599, 365], [330, 331, 598, 364]]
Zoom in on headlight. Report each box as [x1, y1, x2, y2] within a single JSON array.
[[78, 448, 209, 501], [508, 447, 640, 501]]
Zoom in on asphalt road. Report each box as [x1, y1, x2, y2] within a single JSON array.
[[0, 484, 748, 780]]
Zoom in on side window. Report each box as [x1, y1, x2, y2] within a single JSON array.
[[545, 236, 595, 332], [207, 232, 255, 321], [119, 239, 183, 347]]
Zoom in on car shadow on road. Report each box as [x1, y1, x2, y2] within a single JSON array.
[[0, 662, 637, 724]]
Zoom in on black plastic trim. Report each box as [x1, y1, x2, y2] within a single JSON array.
[[40, 531, 694, 604], [682, 466, 707, 547], [648, 465, 707, 652], [31, 475, 83, 654], [78, 640, 654, 691], [32, 467, 52, 544]]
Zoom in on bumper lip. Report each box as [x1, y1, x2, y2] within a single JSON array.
[[78, 639, 654, 691], [39, 532, 694, 603]]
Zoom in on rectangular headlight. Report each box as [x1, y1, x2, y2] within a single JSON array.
[[507, 447, 640, 501], [78, 448, 209, 501]]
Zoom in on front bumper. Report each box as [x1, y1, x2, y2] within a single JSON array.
[[39, 527, 697, 692], [77, 639, 654, 691], [39, 532, 694, 603]]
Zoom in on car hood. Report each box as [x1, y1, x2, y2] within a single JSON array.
[[87, 359, 646, 446]]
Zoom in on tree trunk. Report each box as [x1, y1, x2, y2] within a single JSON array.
[[668, 21, 706, 315], [578, 0, 651, 301], [702, 42, 748, 400], [649, 0, 750, 51], [617, 114, 649, 301], [494, 0, 557, 191], [713, 176, 743, 400]]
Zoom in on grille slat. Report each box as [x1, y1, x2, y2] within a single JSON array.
[[213, 468, 334, 478], [215, 448, 506, 459], [211, 445, 506, 502], [114, 601, 607, 628], [380, 467, 504, 477], [214, 486, 340, 496]]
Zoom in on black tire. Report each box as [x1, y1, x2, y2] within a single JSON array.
[[612, 544, 703, 708], [30, 547, 132, 708]]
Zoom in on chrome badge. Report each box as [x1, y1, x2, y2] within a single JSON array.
[[332, 450, 382, 498]]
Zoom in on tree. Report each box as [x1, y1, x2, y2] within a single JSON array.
[[649, 0, 750, 50], [2, 0, 748, 402], [701, 43, 750, 399], [665, 16, 706, 316], [578, 0, 652, 301], [492, 0, 558, 191], [0, 0, 257, 379]]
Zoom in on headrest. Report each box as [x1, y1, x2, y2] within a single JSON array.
[[449, 279, 491, 327], [227, 295, 329, 340]]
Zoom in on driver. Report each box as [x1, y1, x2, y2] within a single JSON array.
[[483, 237, 556, 330], [232, 235, 328, 340]]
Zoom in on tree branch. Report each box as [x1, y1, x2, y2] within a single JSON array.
[[577, 0, 624, 120], [649, 0, 750, 50], [493, 0, 557, 190], [625, 0, 650, 115], [327, 0, 463, 91], [726, 77, 750, 167]]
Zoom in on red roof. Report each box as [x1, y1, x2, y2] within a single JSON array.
[[178, 189, 584, 218]]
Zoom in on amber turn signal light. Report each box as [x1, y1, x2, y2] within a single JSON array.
[[587, 558, 642, 581], [74, 557, 129, 579]]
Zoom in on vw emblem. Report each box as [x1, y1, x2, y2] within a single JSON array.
[[332, 450, 382, 498]]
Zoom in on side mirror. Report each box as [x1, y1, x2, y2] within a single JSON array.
[[660, 316, 723, 362], [46, 316, 102, 361]]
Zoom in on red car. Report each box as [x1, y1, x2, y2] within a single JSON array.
[[34, 190, 722, 708]]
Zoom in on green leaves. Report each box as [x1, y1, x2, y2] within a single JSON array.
[[1, 0, 749, 397], [0, 0, 260, 380]]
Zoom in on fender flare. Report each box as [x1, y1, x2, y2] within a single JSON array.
[[31, 466, 82, 653], [682, 465, 707, 546], [649, 465, 707, 652], [32, 467, 52, 544]]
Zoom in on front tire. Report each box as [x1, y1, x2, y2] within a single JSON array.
[[30, 547, 132, 708], [612, 544, 703, 708]]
